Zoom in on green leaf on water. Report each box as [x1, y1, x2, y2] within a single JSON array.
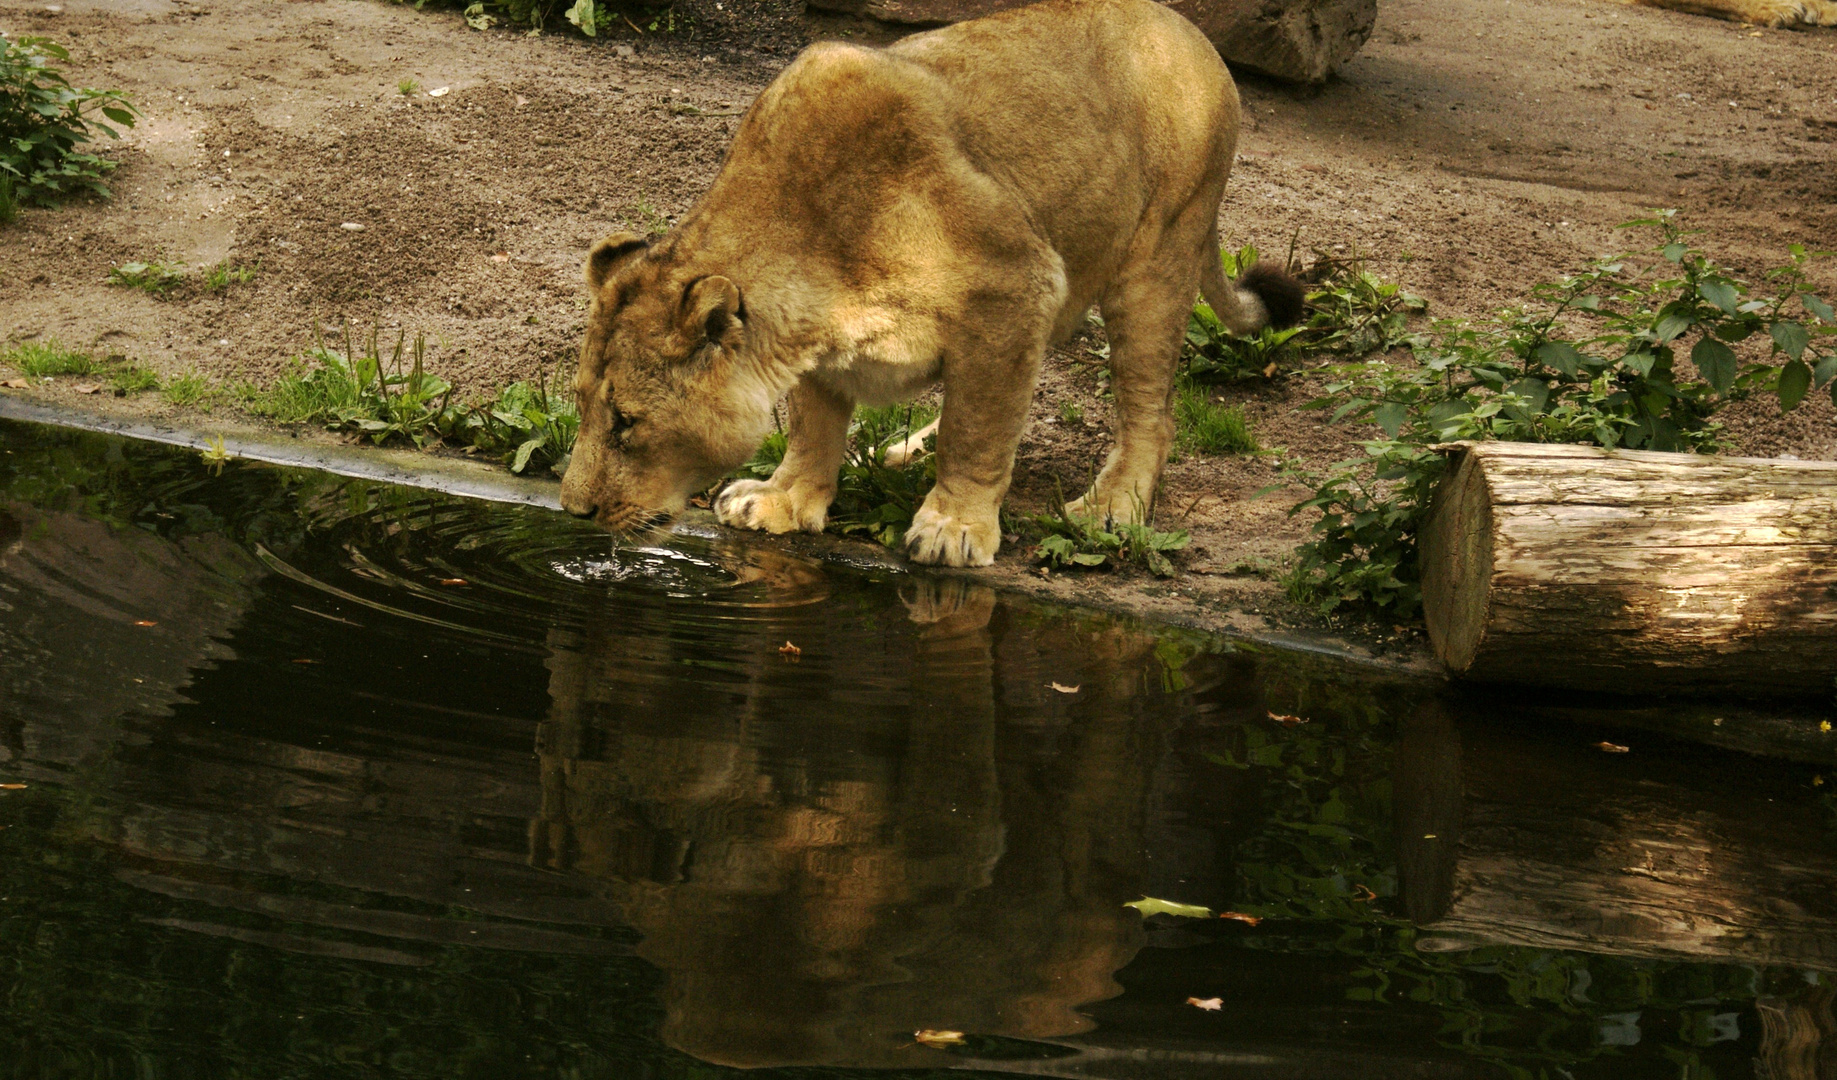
[[1124, 897, 1214, 919]]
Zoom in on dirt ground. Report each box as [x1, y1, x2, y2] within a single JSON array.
[[1, 0, 1833, 647]]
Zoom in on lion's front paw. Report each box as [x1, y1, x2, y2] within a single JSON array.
[[904, 504, 1001, 567], [713, 480, 826, 534]]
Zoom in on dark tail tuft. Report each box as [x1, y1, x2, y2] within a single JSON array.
[[1242, 263, 1308, 330]]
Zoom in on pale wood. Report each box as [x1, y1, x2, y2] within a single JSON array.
[[1419, 441, 1837, 698]]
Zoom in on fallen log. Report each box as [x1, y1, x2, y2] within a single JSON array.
[[803, 0, 1377, 85], [1418, 441, 1837, 699]]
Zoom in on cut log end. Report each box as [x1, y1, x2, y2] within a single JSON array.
[[1420, 449, 1492, 673]]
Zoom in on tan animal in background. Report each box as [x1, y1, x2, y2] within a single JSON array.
[[559, 0, 1303, 567], [1633, 0, 1836, 26]]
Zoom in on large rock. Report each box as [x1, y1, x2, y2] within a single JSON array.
[[805, 0, 1376, 84]]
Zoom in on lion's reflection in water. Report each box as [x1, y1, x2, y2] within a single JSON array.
[[533, 558, 1168, 1068]]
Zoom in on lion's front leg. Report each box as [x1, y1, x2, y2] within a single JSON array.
[[715, 380, 851, 534], [904, 335, 1047, 568]]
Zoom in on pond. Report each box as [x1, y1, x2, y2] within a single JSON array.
[[1, 418, 1833, 1079]]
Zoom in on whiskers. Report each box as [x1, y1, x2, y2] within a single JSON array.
[[598, 503, 677, 541]]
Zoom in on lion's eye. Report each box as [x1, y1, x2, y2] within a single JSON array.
[[608, 406, 637, 447]]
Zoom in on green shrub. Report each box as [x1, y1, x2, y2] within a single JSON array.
[[445, 376, 579, 474], [108, 260, 186, 295], [3, 338, 93, 377], [0, 35, 137, 208], [202, 263, 255, 292], [1173, 377, 1258, 456], [1285, 212, 1836, 618]]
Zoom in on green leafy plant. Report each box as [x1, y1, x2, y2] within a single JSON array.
[[1057, 400, 1084, 425], [3, 338, 93, 377], [1031, 491, 1190, 577], [1285, 212, 1836, 618], [397, 78, 420, 96], [108, 260, 185, 295], [446, 376, 580, 475], [255, 325, 454, 448], [827, 404, 940, 547], [0, 35, 137, 207], [1173, 376, 1258, 456], [564, 0, 605, 35], [201, 262, 255, 292]]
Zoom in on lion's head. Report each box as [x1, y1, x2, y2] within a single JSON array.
[[559, 233, 778, 532]]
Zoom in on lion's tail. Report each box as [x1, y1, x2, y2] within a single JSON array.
[[1198, 248, 1307, 337]]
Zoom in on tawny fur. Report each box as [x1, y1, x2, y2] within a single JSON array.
[[559, 0, 1294, 567], [1625, 0, 1837, 25]]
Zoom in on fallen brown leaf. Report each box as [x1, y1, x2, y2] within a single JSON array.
[[1262, 361, 1278, 378], [133, 620, 158, 627], [778, 641, 802, 657], [1187, 996, 1223, 1011], [73, 383, 101, 394], [438, 578, 469, 586], [1049, 682, 1080, 694], [913, 1030, 965, 1048], [1217, 912, 1262, 926], [2, 378, 28, 389], [0, 784, 27, 790], [1269, 713, 1308, 726], [1352, 884, 1378, 902], [1593, 741, 1630, 754], [489, 252, 510, 263]]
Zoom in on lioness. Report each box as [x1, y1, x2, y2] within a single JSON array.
[[559, 0, 1303, 567], [1634, 0, 1835, 25]]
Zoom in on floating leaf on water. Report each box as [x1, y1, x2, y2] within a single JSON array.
[[1593, 741, 1631, 753], [1352, 884, 1378, 902], [0, 784, 27, 790], [1124, 896, 1213, 919], [1049, 682, 1080, 694], [292, 659, 320, 665], [1821, 721, 1832, 733], [439, 578, 469, 586], [913, 1030, 965, 1048], [1268, 712, 1308, 726], [1217, 912, 1262, 926], [1187, 997, 1224, 1011], [134, 620, 158, 627], [778, 641, 801, 657]]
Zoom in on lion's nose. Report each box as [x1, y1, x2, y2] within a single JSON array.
[[559, 486, 598, 519]]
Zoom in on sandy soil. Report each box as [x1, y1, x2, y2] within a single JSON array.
[[1, 0, 1833, 644]]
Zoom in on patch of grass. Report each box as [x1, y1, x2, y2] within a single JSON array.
[[108, 363, 159, 394], [163, 370, 219, 411], [201, 262, 255, 292], [0, 35, 137, 209], [3, 338, 94, 377], [1173, 377, 1258, 456], [1030, 493, 1190, 578], [397, 78, 419, 96], [1057, 400, 1084, 424], [629, 201, 670, 237], [108, 259, 185, 295]]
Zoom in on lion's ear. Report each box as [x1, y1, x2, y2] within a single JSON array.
[[585, 233, 649, 292], [680, 275, 743, 347]]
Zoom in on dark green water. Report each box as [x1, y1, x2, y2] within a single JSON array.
[[1, 419, 1833, 1080]]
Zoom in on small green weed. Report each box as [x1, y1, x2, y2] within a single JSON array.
[[163, 370, 218, 411], [3, 338, 93, 377], [1173, 377, 1258, 456], [109, 259, 185, 295], [202, 262, 255, 291], [254, 325, 454, 447], [1031, 493, 1190, 578], [733, 402, 939, 547], [1285, 212, 1836, 618], [1057, 400, 1084, 424], [445, 375, 579, 474], [629, 201, 670, 237], [0, 35, 137, 208], [108, 363, 159, 394], [397, 78, 420, 96]]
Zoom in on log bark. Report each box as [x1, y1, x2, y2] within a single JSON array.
[[1418, 441, 1837, 699], [804, 0, 1377, 85]]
